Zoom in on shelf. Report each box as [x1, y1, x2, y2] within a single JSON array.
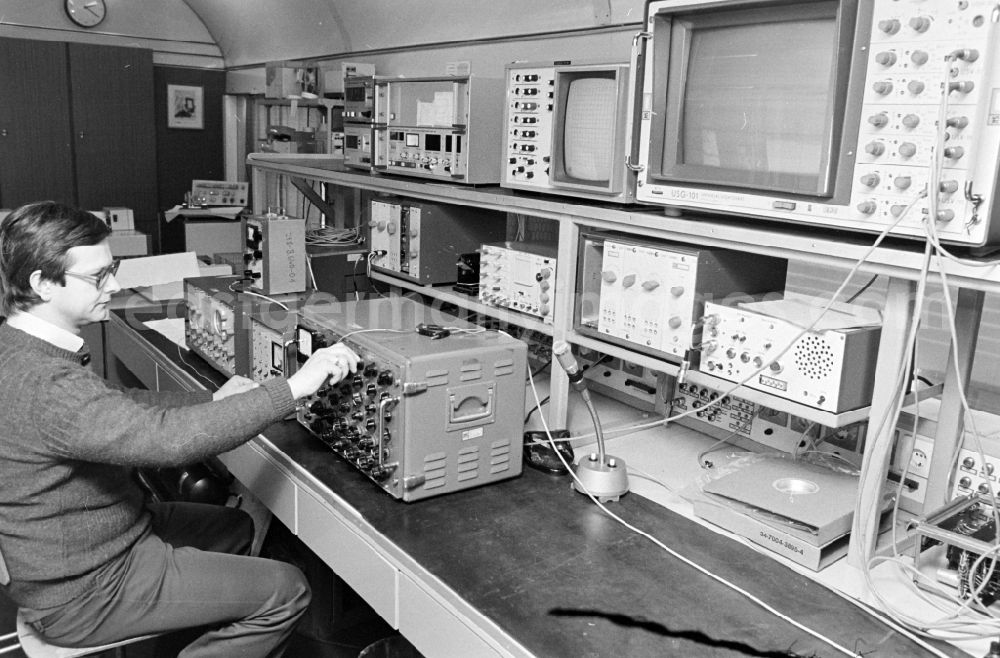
[[248, 153, 1000, 294], [369, 272, 555, 335], [259, 98, 344, 109], [566, 329, 944, 429], [567, 331, 681, 378]]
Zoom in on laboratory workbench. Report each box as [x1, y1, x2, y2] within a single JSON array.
[[101, 300, 966, 658]]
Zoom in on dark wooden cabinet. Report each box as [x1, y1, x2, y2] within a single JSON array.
[[68, 42, 158, 235], [0, 38, 76, 208], [0, 38, 157, 237]]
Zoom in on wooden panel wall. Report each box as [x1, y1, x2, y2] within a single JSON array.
[[154, 66, 227, 252]]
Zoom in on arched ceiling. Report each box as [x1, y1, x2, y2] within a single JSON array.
[[181, 0, 645, 68]]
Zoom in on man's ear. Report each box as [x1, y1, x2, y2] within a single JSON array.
[[28, 270, 56, 302]]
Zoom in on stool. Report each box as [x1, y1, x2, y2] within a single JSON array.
[[15, 612, 160, 658]]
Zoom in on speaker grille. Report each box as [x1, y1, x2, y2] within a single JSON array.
[[793, 335, 835, 380]]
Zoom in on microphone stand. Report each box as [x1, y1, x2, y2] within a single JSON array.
[[552, 342, 629, 502]]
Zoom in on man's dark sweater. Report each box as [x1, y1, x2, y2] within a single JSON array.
[[0, 322, 296, 609]]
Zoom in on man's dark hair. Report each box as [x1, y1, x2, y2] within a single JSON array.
[[0, 201, 111, 315]]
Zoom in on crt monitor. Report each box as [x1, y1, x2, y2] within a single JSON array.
[[550, 65, 632, 194], [646, 0, 859, 198]]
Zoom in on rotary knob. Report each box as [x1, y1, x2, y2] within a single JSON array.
[[898, 142, 917, 158], [943, 146, 965, 160], [910, 50, 929, 66], [868, 113, 888, 128], [901, 114, 920, 128], [865, 141, 885, 156], [857, 201, 878, 215], [907, 81, 925, 95], [909, 16, 931, 32], [622, 274, 636, 288], [859, 173, 880, 188], [939, 180, 959, 194], [893, 176, 911, 190], [872, 81, 893, 95], [875, 51, 897, 66], [601, 270, 617, 283], [878, 18, 900, 34]]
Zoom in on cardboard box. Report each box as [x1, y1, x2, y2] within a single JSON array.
[[108, 230, 149, 257], [266, 63, 299, 98]]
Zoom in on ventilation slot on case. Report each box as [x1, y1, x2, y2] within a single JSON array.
[[457, 447, 480, 482], [423, 452, 447, 490], [490, 439, 512, 474]]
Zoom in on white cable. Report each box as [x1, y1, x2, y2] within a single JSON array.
[[857, 52, 1000, 645], [335, 327, 410, 343], [227, 281, 291, 311], [524, 356, 865, 657], [659, 200, 920, 429]]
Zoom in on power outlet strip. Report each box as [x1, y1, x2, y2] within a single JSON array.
[[671, 379, 868, 463], [578, 348, 663, 413], [893, 399, 1000, 514]]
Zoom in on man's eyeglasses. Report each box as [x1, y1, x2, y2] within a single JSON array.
[[64, 259, 121, 290]]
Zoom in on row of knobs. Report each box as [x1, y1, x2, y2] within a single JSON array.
[[868, 114, 968, 130], [856, 201, 957, 220], [602, 272, 687, 329], [858, 174, 959, 192], [871, 79, 975, 96], [876, 16, 941, 35], [872, 48, 978, 67], [369, 219, 419, 238], [865, 140, 965, 160], [601, 270, 686, 296]]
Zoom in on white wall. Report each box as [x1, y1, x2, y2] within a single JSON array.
[[187, 0, 645, 68]]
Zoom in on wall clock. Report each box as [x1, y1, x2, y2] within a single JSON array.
[[65, 0, 107, 28]]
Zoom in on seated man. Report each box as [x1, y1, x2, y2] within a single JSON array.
[[0, 201, 360, 657]]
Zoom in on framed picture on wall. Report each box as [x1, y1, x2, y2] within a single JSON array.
[[167, 84, 203, 129]]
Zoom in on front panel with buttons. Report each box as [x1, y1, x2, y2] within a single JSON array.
[[478, 241, 558, 324], [575, 232, 787, 366]]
